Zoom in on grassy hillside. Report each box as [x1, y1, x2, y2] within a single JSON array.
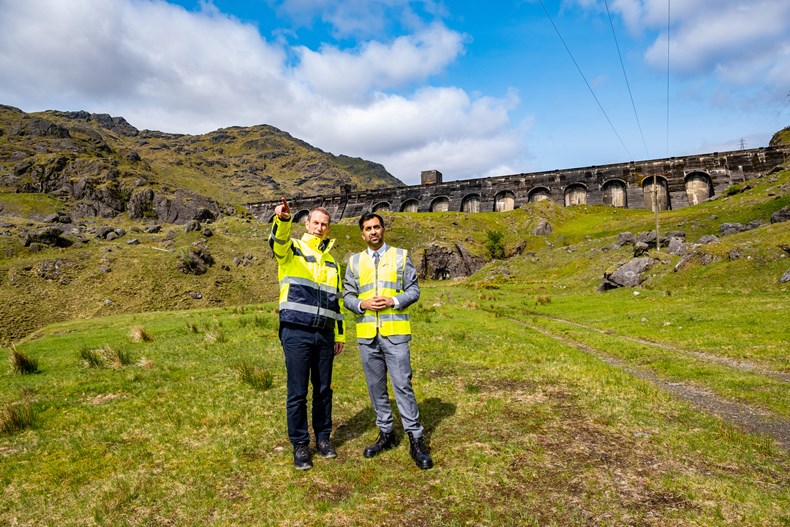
[[0, 105, 402, 223], [2, 163, 789, 346]]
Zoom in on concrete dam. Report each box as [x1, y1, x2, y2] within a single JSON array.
[[245, 146, 790, 224]]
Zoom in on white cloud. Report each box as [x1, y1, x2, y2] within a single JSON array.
[[0, 0, 519, 185], [294, 24, 465, 103]]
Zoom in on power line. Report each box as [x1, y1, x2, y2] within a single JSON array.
[[604, 0, 649, 158], [666, 0, 671, 157], [537, 0, 633, 160]]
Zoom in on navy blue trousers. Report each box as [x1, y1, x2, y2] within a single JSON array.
[[279, 323, 335, 445]]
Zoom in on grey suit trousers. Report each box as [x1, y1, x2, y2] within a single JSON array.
[[359, 334, 424, 438]]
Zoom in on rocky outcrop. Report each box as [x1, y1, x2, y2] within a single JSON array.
[[418, 242, 484, 280], [20, 225, 73, 248], [127, 187, 221, 224], [532, 219, 553, 236], [176, 245, 215, 275], [771, 206, 790, 224]]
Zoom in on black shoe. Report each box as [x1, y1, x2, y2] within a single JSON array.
[[293, 443, 312, 470], [363, 430, 396, 458], [407, 432, 433, 470], [317, 438, 337, 459]]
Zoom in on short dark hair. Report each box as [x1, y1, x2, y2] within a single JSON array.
[[358, 212, 385, 230], [308, 207, 332, 224]]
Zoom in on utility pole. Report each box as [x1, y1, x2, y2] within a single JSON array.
[[738, 138, 747, 150], [653, 173, 660, 252]]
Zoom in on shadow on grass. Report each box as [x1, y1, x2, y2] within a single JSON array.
[[333, 396, 456, 448]]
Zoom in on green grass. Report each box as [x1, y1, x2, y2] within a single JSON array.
[[1, 157, 789, 525], [1, 291, 787, 526]]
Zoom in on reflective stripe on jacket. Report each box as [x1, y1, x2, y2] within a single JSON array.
[[348, 247, 411, 339], [268, 216, 344, 342]]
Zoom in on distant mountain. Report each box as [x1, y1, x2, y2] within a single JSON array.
[[0, 105, 402, 224]]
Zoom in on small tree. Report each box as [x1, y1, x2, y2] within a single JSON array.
[[485, 230, 506, 260]]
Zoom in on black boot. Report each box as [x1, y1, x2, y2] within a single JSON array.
[[293, 443, 312, 470], [363, 430, 396, 458], [407, 432, 433, 470]]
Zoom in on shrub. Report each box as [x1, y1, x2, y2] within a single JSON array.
[[485, 230, 506, 259], [236, 360, 273, 391], [10, 346, 40, 374], [0, 402, 35, 435]]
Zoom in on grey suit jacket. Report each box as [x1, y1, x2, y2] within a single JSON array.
[[342, 244, 420, 344]]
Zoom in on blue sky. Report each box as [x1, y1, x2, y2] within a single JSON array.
[[1, 0, 788, 186]]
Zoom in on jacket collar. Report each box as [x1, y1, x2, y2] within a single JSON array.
[[301, 233, 334, 253]]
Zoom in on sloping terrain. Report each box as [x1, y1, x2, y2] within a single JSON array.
[[0, 105, 401, 225]]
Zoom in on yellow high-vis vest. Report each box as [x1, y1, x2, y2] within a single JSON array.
[[268, 216, 344, 342], [349, 247, 411, 339]]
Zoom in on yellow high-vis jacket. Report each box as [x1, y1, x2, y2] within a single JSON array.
[[268, 216, 344, 342]]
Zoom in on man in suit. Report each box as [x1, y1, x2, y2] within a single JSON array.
[[342, 212, 432, 469]]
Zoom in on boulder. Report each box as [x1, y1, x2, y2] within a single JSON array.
[[697, 235, 720, 245], [599, 257, 657, 290], [20, 225, 72, 247], [720, 223, 746, 236], [780, 269, 790, 283], [633, 241, 650, 257], [666, 236, 688, 256], [617, 232, 636, 246]]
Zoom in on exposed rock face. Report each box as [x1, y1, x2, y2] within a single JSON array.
[[532, 219, 553, 236], [599, 257, 658, 290], [418, 242, 484, 279], [771, 206, 790, 224], [128, 187, 221, 224]]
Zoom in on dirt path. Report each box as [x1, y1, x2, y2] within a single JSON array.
[[521, 321, 790, 450], [536, 313, 790, 383]]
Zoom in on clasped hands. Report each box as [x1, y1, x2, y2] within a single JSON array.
[[361, 296, 394, 312]]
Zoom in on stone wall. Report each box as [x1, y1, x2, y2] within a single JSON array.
[[246, 146, 790, 222]]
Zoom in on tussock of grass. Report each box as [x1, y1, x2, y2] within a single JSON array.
[[80, 346, 105, 368], [235, 360, 273, 391], [204, 328, 226, 344], [128, 325, 153, 343], [80, 345, 133, 369], [0, 401, 35, 435], [10, 346, 40, 374]]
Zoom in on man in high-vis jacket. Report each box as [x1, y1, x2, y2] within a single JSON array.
[[269, 198, 344, 471], [342, 212, 433, 470]]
